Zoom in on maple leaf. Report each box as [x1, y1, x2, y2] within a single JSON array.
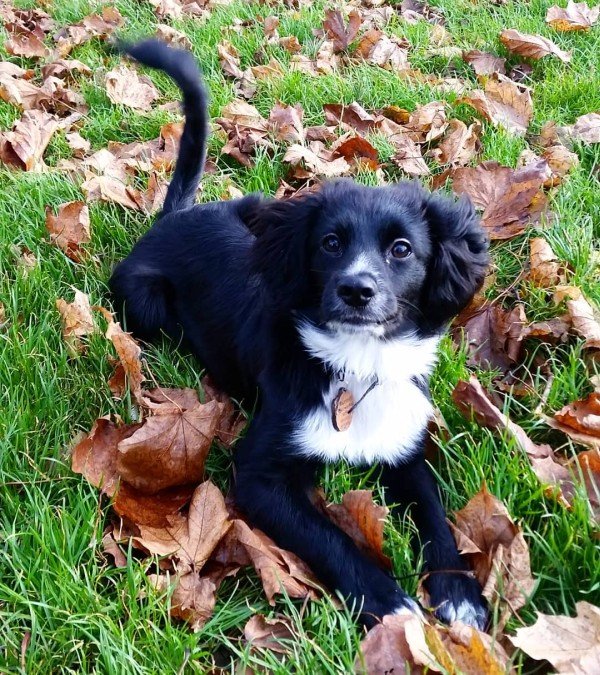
[[136, 481, 232, 572], [148, 572, 217, 631], [332, 134, 379, 169], [459, 74, 533, 135], [0, 109, 59, 171], [451, 159, 550, 239], [45, 201, 90, 262], [322, 9, 361, 53], [546, 1, 600, 31], [56, 289, 95, 355], [105, 65, 159, 111], [500, 28, 571, 63], [510, 602, 600, 672]]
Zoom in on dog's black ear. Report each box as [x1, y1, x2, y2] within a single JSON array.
[[422, 192, 489, 327], [249, 193, 321, 309]]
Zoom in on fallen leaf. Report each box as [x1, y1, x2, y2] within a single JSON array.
[[278, 35, 302, 53], [155, 24, 192, 49], [559, 111, 600, 145], [140, 387, 201, 415], [136, 481, 232, 572], [429, 119, 481, 166], [325, 490, 391, 568], [81, 174, 142, 210], [406, 101, 447, 143], [541, 143, 579, 182], [547, 392, 600, 449], [45, 201, 90, 262], [116, 400, 223, 493], [243, 615, 295, 654], [459, 75, 533, 135], [0, 109, 59, 171], [41, 58, 92, 81], [332, 135, 379, 168], [566, 295, 600, 348], [65, 131, 90, 158], [218, 40, 243, 79], [102, 528, 128, 567], [71, 417, 141, 496], [56, 289, 95, 355], [356, 28, 410, 72], [114, 483, 195, 527], [390, 132, 430, 176], [231, 519, 318, 604], [0, 72, 50, 111], [462, 49, 506, 75], [450, 485, 535, 627], [500, 28, 571, 63], [324, 101, 378, 135], [546, 1, 600, 31], [528, 237, 562, 287], [283, 142, 351, 178], [510, 602, 600, 672], [4, 23, 48, 58], [451, 159, 550, 239], [323, 9, 361, 52], [105, 65, 159, 111], [148, 572, 217, 631], [574, 449, 600, 520], [268, 102, 305, 143], [220, 99, 267, 130]]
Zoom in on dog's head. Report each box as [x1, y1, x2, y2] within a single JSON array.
[[250, 180, 489, 336]]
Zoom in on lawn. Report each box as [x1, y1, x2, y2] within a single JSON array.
[[1, 0, 599, 672]]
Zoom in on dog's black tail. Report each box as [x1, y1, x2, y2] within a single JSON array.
[[123, 39, 209, 215]]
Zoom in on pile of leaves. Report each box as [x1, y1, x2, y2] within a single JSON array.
[[2, 0, 600, 670]]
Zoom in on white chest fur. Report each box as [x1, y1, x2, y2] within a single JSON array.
[[294, 324, 440, 465]]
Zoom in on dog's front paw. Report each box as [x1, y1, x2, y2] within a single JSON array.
[[392, 595, 424, 619], [426, 573, 488, 630]]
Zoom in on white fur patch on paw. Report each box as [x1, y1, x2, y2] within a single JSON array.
[[393, 597, 424, 619], [440, 600, 487, 630]]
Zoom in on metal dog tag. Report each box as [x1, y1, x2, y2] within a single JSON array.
[[331, 387, 354, 432]]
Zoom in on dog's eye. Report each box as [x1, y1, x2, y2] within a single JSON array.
[[390, 239, 412, 259], [322, 234, 342, 254]]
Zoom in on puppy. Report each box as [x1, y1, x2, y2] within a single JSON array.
[[110, 40, 490, 629]]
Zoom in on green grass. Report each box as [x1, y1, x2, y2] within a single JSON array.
[[1, 0, 600, 672]]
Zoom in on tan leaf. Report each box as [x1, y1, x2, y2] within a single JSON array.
[[243, 615, 295, 654], [0, 72, 50, 110], [116, 399, 223, 493], [148, 572, 217, 631], [41, 58, 92, 81], [451, 486, 535, 626], [100, 312, 145, 404], [105, 65, 159, 111], [500, 28, 571, 63], [510, 602, 600, 672], [136, 481, 232, 571], [217, 40, 243, 79], [220, 99, 268, 130], [56, 289, 94, 355], [283, 142, 351, 178], [406, 101, 447, 143], [5, 24, 48, 58], [278, 35, 302, 54], [451, 159, 550, 239], [546, 1, 600, 31], [71, 417, 140, 496], [566, 295, 600, 348], [81, 6, 124, 36], [390, 132, 430, 176], [250, 58, 284, 81], [45, 201, 90, 262], [559, 112, 600, 145], [102, 528, 128, 568], [324, 101, 378, 135], [573, 449, 600, 519], [0, 109, 59, 171], [356, 28, 410, 72], [268, 102, 305, 143], [462, 49, 506, 75], [155, 24, 192, 49], [542, 143, 579, 182], [263, 15, 280, 39], [528, 237, 562, 287], [459, 75, 533, 135], [548, 392, 600, 449], [231, 519, 319, 604], [429, 119, 481, 166], [65, 132, 90, 158], [81, 174, 142, 210], [140, 387, 201, 415], [322, 9, 361, 52]]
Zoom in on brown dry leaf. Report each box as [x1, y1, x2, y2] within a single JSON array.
[[574, 449, 600, 520], [53, 6, 123, 57], [105, 65, 159, 111], [65, 131, 90, 158], [390, 132, 430, 176], [41, 58, 92, 81], [546, 1, 600, 31], [243, 615, 295, 654], [155, 24, 192, 49], [278, 35, 302, 53], [559, 112, 600, 145], [220, 99, 267, 130], [5, 24, 48, 58], [462, 49, 506, 76], [268, 102, 305, 144], [71, 417, 141, 496], [231, 519, 319, 605], [0, 72, 50, 111], [322, 9, 361, 53], [429, 119, 481, 166], [356, 28, 410, 72], [0, 109, 59, 171], [356, 616, 429, 673], [460, 75, 533, 136], [326, 490, 391, 569], [324, 101, 378, 135], [566, 295, 600, 349], [45, 201, 90, 262], [510, 602, 600, 673], [263, 15, 280, 40], [541, 143, 579, 183], [81, 174, 143, 210], [451, 159, 550, 239], [547, 392, 600, 449], [406, 101, 447, 143], [116, 399, 223, 494], [218, 40, 243, 79], [332, 135, 379, 168], [136, 481, 231, 571], [148, 572, 217, 631], [56, 289, 95, 355], [283, 142, 351, 179], [114, 483, 195, 528], [528, 237, 562, 287], [201, 376, 247, 446], [500, 28, 571, 63], [458, 304, 526, 373], [451, 485, 535, 626], [140, 387, 201, 415], [102, 528, 128, 568]]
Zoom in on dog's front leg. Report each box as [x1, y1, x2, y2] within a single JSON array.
[[234, 421, 419, 626], [380, 454, 489, 629]]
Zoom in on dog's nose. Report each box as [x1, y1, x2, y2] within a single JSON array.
[[337, 274, 378, 308]]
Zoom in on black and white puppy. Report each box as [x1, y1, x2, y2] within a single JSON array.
[[110, 40, 490, 629]]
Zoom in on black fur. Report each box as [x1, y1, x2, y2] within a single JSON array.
[[110, 41, 490, 628]]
